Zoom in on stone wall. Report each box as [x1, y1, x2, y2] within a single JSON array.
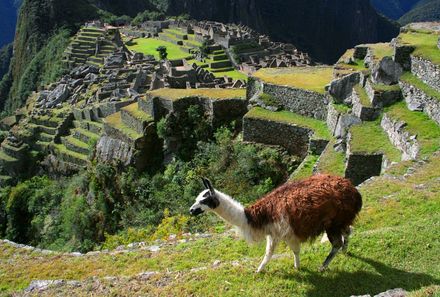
[[246, 77, 263, 101], [328, 72, 360, 103], [345, 152, 383, 186], [351, 89, 381, 121], [243, 117, 312, 157], [326, 103, 341, 135], [393, 45, 415, 71], [411, 56, 440, 92], [381, 113, 420, 160], [142, 94, 248, 127], [365, 79, 401, 107], [262, 83, 329, 120], [399, 80, 440, 126]]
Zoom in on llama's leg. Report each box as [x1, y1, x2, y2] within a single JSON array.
[[256, 235, 277, 273], [319, 230, 343, 272], [342, 226, 353, 252], [286, 238, 301, 269]]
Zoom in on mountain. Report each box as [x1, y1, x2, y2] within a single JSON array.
[[399, 0, 440, 24], [167, 0, 399, 64], [369, 0, 421, 19], [0, 0, 21, 48]]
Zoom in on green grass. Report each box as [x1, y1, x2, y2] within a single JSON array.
[[1, 152, 440, 296], [0, 150, 18, 162], [370, 81, 401, 93], [349, 119, 402, 162], [290, 154, 320, 181], [354, 84, 372, 107], [315, 139, 346, 176], [126, 38, 191, 60], [246, 107, 331, 140], [253, 67, 334, 94], [367, 43, 394, 60], [54, 144, 88, 161], [331, 102, 352, 114], [400, 72, 440, 101], [104, 112, 144, 140], [385, 101, 440, 157], [64, 136, 89, 149], [188, 58, 248, 81], [399, 30, 440, 65], [147, 88, 247, 101], [336, 49, 367, 71]]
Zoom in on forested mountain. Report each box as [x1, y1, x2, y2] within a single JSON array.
[[399, 0, 440, 24]]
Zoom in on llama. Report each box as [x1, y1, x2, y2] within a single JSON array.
[[190, 174, 362, 273]]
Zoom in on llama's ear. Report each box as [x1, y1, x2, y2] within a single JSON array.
[[202, 177, 215, 195]]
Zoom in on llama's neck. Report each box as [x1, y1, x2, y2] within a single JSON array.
[[212, 191, 248, 229]]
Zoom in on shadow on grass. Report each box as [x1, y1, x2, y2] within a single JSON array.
[[282, 254, 440, 297]]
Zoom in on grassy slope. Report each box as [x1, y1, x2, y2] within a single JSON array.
[[253, 67, 334, 94], [148, 88, 247, 101], [399, 30, 440, 64], [1, 152, 439, 296], [127, 38, 191, 60]]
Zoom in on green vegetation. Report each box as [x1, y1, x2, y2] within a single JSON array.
[[148, 88, 246, 101], [354, 84, 372, 107], [331, 101, 352, 114], [0, 43, 13, 79], [131, 10, 165, 26], [368, 43, 394, 60], [315, 139, 346, 176], [0, 126, 295, 254], [399, 30, 440, 65], [105, 112, 143, 140], [385, 101, 440, 156], [258, 93, 279, 107], [126, 38, 191, 60], [1, 152, 439, 296], [6, 29, 70, 111], [370, 81, 402, 92], [253, 67, 334, 94], [246, 107, 331, 140], [400, 72, 440, 101], [290, 154, 319, 180], [349, 119, 402, 162], [156, 45, 168, 60]]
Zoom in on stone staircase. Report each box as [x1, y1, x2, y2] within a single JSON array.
[[63, 27, 116, 68]]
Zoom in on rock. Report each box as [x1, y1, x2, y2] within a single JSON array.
[[138, 271, 157, 280], [407, 102, 424, 111], [212, 260, 221, 267], [374, 288, 406, 297], [334, 114, 361, 139], [105, 53, 126, 68], [46, 84, 70, 108], [71, 65, 99, 78], [148, 245, 161, 252], [25, 280, 64, 292], [371, 57, 403, 85], [329, 72, 361, 103]]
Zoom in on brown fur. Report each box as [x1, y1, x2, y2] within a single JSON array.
[[244, 174, 362, 242]]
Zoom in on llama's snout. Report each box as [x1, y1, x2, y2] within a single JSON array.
[[190, 207, 204, 216]]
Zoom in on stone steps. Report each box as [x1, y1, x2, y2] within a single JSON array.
[[381, 101, 440, 160], [34, 141, 51, 153], [72, 128, 100, 144], [120, 102, 154, 135], [365, 79, 401, 108], [73, 120, 103, 134], [103, 112, 144, 148], [38, 132, 55, 143], [53, 144, 88, 167], [0, 143, 28, 159], [210, 60, 232, 69], [31, 117, 61, 128], [399, 72, 440, 126], [81, 27, 105, 34], [61, 136, 90, 155]]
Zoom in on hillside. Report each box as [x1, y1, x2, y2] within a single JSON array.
[[399, 0, 440, 24], [370, 0, 421, 19], [1, 152, 439, 296], [167, 0, 399, 64]]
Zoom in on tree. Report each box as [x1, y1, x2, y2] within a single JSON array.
[[156, 46, 168, 60]]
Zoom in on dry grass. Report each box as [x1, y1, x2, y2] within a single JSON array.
[[147, 88, 247, 101], [253, 66, 334, 94]]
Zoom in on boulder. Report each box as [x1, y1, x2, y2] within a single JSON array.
[[46, 84, 70, 108], [371, 57, 403, 85], [329, 72, 361, 103], [104, 53, 126, 68]]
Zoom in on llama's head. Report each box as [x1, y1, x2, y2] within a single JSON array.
[[190, 178, 220, 216]]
